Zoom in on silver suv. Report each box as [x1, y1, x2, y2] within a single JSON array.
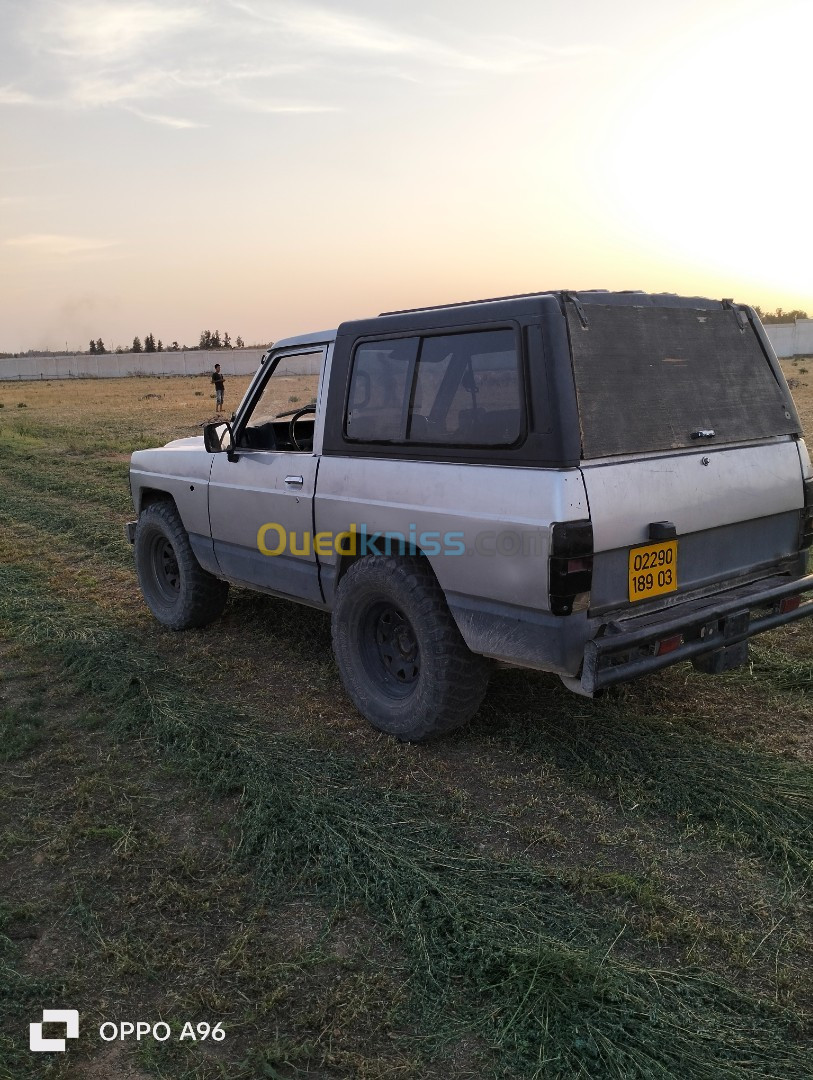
[[126, 290, 813, 740]]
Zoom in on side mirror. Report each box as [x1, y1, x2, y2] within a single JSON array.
[[203, 421, 235, 456]]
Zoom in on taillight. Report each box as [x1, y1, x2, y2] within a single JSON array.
[[801, 479, 813, 550], [779, 596, 801, 614], [549, 520, 593, 616]]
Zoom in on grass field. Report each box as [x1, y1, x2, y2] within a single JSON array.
[[1, 367, 812, 1079]]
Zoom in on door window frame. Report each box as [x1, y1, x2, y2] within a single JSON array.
[[232, 345, 326, 452]]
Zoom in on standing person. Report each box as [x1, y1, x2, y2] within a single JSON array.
[[211, 363, 225, 414]]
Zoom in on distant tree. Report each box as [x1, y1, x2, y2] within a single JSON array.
[[115, 346, 124, 354], [170, 341, 180, 351], [157, 339, 163, 352], [89, 339, 97, 354], [199, 330, 212, 350], [754, 304, 809, 324], [235, 335, 244, 349], [211, 329, 221, 349], [223, 331, 231, 349], [144, 333, 156, 353], [132, 336, 142, 353], [96, 338, 106, 354]]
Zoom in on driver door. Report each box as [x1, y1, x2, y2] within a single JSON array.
[[208, 347, 325, 604]]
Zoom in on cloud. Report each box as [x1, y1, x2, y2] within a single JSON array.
[[217, 91, 341, 115], [68, 70, 174, 107], [39, 2, 201, 62], [241, 4, 432, 57], [0, 85, 40, 105], [6, 234, 117, 256], [169, 63, 314, 91], [3, 0, 611, 126], [229, 2, 612, 74], [125, 106, 206, 128]]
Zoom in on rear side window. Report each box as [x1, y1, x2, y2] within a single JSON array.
[[567, 305, 798, 458], [345, 328, 523, 447], [345, 338, 416, 442]]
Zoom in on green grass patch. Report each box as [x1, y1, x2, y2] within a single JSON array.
[[0, 706, 46, 762], [475, 675, 813, 895], [0, 449, 131, 513], [0, 906, 62, 1080], [0, 564, 809, 1079], [1, 417, 151, 456], [0, 481, 131, 568], [747, 641, 813, 692]]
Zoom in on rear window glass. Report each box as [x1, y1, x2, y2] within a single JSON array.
[[345, 338, 415, 442], [345, 329, 523, 447], [567, 305, 798, 458]]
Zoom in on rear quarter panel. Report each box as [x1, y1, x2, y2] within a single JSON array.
[[314, 457, 590, 671]]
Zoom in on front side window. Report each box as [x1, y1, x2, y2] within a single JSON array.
[[239, 350, 323, 451], [345, 329, 522, 447]]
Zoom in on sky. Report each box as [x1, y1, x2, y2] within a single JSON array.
[[0, 0, 811, 353]]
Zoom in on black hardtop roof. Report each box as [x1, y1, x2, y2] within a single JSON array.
[[336, 290, 729, 338]]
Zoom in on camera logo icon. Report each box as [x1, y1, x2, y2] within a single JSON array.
[[30, 1009, 79, 1052]]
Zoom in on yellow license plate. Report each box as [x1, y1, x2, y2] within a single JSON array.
[[628, 540, 678, 602]]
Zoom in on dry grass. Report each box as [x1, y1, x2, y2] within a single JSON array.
[[0, 374, 253, 451], [1, 369, 813, 1079], [781, 357, 813, 426]]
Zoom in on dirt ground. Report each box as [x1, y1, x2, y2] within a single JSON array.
[[1, 355, 812, 1079]]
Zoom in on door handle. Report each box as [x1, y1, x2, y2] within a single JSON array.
[[284, 475, 304, 487]]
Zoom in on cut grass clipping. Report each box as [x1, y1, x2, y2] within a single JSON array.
[[1, 903, 61, 1080], [482, 687, 813, 896], [1, 564, 810, 1079]]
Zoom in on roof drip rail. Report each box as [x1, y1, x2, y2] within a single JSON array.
[[379, 289, 554, 317], [563, 292, 589, 329], [722, 298, 749, 331]]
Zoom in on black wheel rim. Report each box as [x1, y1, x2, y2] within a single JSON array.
[[360, 602, 420, 696], [150, 535, 181, 602]]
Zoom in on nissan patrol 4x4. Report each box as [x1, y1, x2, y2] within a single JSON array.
[[126, 290, 813, 740]]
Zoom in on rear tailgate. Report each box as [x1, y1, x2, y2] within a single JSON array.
[[565, 297, 806, 615], [582, 441, 805, 614]]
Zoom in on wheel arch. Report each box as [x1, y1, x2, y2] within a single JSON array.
[[335, 539, 440, 589], [138, 486, 177, 513], [332, 540, 480, 653]]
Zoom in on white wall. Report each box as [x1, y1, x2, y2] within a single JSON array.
[[764, 320, 813, 359], [0, 348, 266, 382], [5, 324, 811, 379]]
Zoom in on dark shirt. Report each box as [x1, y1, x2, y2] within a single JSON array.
[[212, 371, 224, 388]]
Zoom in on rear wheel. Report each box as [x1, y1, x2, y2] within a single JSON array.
[[331, 556, 489, 741], [134, 501, 229, 629]]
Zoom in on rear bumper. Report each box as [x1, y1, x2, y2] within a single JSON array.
[[582, 572, 813, 694]]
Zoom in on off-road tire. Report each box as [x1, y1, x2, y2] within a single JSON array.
[[134, 501, 229, 630], [331, 556, 490, 741]]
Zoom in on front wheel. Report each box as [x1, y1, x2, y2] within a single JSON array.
[[331, 556, 489, 741], [134, 501, 229, 630]]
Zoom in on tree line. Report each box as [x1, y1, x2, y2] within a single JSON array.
[[753, 306, 809, 323], [87, 331, 246, 355]]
